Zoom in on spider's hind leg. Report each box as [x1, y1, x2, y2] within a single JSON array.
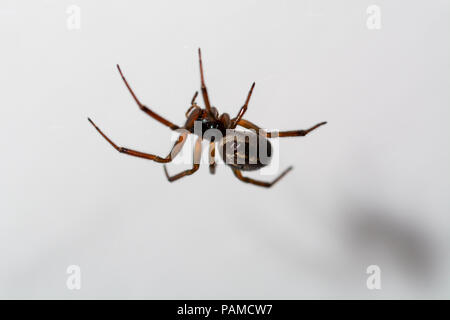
[[163, 136, 202, 182], [231, 166, 293, 188], [235, 119, 327, 138]]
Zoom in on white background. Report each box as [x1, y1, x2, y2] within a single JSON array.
[[0, 0, 449, 298]]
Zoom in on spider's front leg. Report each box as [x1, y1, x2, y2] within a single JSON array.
[[88, 118, 188, 163], [116, 64, 180, 130], [163, 136, 202, 182], [198, 48, 212, 113]]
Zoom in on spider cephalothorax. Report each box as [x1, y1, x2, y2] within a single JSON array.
[[88, 49, 326, 187]]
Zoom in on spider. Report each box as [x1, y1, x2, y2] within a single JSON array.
[[88, 49, 326, 188]]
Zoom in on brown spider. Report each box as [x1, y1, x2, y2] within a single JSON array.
[[88, 49, 326, 187]]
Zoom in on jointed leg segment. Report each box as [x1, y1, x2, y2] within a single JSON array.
[[88, 118, 187, 163], [164, 136, 203, 182], [232, 166, 293, 188], [231, 82, 256, 128], [198, 49, 212, 113], [185, 91, 200, 118], [235, 119, 327, 137], [116, 64, 180, 130]]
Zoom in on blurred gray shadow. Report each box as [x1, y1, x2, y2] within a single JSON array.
[[342, 202, 437, 286]]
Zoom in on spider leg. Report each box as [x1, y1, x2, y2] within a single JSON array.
[[232, 166, 293, 188], [209, 141, 216, 174], [191, 91, 199, 105], [163, 136, 202, 182], [88, 118, 187, 163], [234, 119, 327, 138], [116, 64, 180, 130], [231, 82, 256, 128], [185, 91, 200, 118], [198, 48, 212, 113], [183, 107, 202, 131]]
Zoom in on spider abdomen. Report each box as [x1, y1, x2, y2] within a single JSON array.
[[219, 130, 272, 171]]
